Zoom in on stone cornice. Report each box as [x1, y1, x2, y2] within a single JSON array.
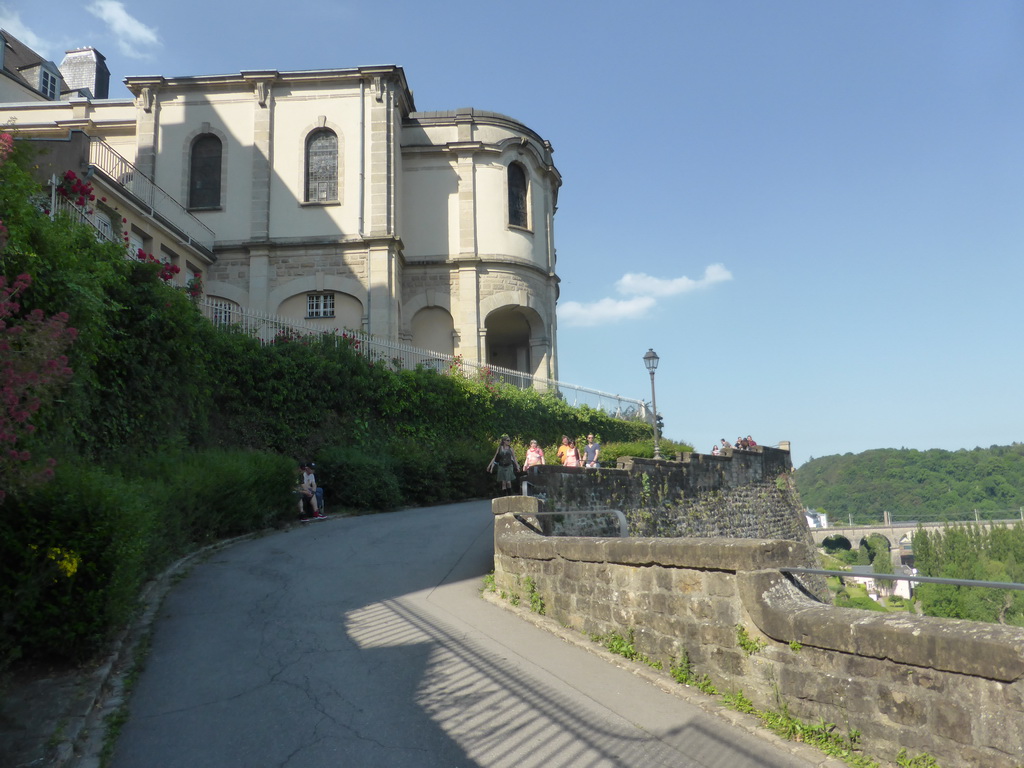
[[125, 66, 414, 113]]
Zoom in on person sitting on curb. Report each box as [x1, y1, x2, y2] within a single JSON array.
[[297, 464, 324, 518]]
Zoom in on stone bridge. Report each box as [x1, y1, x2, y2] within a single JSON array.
[[810, 520, 1019, 563], [491, 449, 1024, 768]]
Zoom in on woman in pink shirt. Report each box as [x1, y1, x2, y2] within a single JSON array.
[[523, 440, 545, 469], [563, 438, 582, 467]]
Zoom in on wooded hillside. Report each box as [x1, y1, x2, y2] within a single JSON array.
[[795, 444, 1024, 524]]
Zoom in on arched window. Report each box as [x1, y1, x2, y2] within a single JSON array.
[[306, 129, 338, 202], [189, 134, 222, 209], [508, 162, 528, 228]]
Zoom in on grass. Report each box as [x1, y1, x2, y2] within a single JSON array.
[[590, 629, 663, 670]]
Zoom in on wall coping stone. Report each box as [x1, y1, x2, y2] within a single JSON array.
[[493, 497, 814, 571], [739, 569, 1024, 683]]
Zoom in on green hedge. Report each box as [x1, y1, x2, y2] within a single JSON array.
[[0, 449, 295, 662]]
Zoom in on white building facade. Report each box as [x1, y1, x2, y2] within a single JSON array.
[[3, 63, 562, 379]]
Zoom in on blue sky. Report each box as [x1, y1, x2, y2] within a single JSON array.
[[4, 0, 1023, 466]]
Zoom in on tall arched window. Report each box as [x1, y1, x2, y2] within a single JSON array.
[[189, 134, 222, 209], [306, 129, 338, 202], [507, 162, 529, 229]]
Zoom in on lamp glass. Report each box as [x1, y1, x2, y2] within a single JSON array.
[[643, 348, 659, 372]]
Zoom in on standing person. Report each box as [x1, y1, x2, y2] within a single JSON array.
[[556, 435, 571, 465], [487, 435, 520, 496], [584, 434, 601, 468], [563, 438, 582, 468], [523, 439, 545, 470]]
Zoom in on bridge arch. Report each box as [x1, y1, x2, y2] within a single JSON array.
[[821, 534, 853, 552]]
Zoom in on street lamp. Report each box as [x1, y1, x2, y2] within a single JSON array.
[[643, 348, 662, 460]]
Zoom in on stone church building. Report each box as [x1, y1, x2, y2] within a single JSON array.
[[1, 36, 563, 379]]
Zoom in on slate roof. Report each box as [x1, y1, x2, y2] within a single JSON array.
[[0, 29, 69, 100]]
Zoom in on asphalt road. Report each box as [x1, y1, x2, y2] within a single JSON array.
[[108, 500, 824, 768]]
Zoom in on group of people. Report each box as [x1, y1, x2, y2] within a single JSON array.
[[486, 434, 602, 495], [555, 434, 601, 469], [711, 436, 758, 455], [296, 462, 326, 518]]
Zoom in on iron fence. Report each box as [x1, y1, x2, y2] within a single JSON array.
[[196, 298, 648, 420]]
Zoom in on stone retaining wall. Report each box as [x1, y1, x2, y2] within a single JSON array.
[[492, 496, 1024, 768], [525, 447, 809, 542]]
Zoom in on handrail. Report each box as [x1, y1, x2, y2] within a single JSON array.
[[87, 138, 215, 253], [782, 566, 1024, 592]]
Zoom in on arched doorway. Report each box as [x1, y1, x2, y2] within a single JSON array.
[[485, 307, 533, 373]]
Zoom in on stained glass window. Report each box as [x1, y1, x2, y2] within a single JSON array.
[[306, 130, 338, 202]]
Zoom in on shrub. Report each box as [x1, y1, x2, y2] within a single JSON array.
[[389, 439, 450, 506], [0, 463, 153, 662], [0, 449, 295, 666], [134, 449, 296, 555], [315, 444, 402, 512]]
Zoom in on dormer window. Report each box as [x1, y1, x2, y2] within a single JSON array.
[[40, 68, 58, 100]]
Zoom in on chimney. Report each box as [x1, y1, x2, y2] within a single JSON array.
[[59, 47, 110, 99]]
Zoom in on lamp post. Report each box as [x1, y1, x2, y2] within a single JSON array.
[[643, 348, 662, 460]]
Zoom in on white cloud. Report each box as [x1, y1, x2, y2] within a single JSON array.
[[562, 263, 732, 328], [560, 296, 657, 328], [0, 8, 54, 57], [616, 263, 733, 297], [86, 0, 159, 59]]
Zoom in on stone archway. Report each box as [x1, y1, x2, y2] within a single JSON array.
[[484, 307, 534, 373]]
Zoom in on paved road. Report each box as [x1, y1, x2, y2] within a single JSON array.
[[109, 500, 823, 768]]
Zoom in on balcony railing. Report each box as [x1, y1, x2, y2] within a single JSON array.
[[88, 138, 215, 254], [47, 186, 121, 244]]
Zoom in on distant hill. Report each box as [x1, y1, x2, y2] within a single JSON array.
[[794, 444, 1024, 524]]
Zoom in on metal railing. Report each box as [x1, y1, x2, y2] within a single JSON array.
[[782, 567, 1024, 592], [196, 298, 648, 419], [88, 138, 215, 254], [48, 185, 121, 244]]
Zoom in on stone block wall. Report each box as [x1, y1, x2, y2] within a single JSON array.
[[526, 447, 810, 544], [492, 496, 1024, 768]]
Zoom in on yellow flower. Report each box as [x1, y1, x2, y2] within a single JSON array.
[[47, 547, 81, 578]]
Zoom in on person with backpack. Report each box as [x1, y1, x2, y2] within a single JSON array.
[[487, 435, 520, 496]]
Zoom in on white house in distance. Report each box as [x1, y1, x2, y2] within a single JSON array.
[[0, 37, 563, 380]]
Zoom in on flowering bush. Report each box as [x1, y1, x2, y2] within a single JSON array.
[[0, 274, 77, 501], [185, 270, 203, 298], [135, 248, 180, 282], [55, 169, 96, 208], [0, 132, 13, 165]]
